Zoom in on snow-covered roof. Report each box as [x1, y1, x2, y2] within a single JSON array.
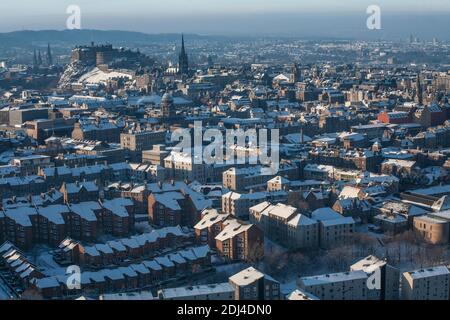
[[311, 208, 342, 221], [288, 214, 318, 227], [300, 270, 367, 287], [229, 267, 278, 286], [153, 192, 185, 211], [339, 186, 361, 199], [406, 266, 450, 280], [159, 283, 233, 299], [69, 202, 101, 222], [215, 219, 252, 242], [287, 289, 319, 300], [3, 206, 37, 227], [102, 198, 133, 217], [350, 255, 386, 274], [194, 209, 230, 230]]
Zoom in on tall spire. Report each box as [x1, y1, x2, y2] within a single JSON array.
[[37, 50, 43, 66], [47, 43, 53, 66], [181, 33, 186, 54], [417, 73, 423, 105], [178, 33, 189, 76]]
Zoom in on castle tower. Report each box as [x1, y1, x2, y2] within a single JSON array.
[[178, 34, 189, 75]]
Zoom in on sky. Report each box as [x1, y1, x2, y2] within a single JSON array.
[[0, 0, 449, 39]]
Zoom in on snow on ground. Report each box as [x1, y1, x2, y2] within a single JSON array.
[[78, 67, 132, 84], [36, 252, 66, 277], [356, 224, 387, 240], [135, 221, 155, 234], [27, 246, 66, 277], [214, 262, 249, 279]]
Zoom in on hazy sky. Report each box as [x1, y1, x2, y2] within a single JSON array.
[[0, 0, 449, 38]]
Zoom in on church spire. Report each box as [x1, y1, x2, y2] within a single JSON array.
[[416, 73, 423, 105], [178, 33, 189, 76], [181, 34, 186, 55], [37, 50, 43, 66]]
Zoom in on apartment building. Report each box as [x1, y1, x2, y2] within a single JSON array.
[[229, 267, 281, 300], [60, 181, 99, 204], [120, 129, 166, 162], [148, 191, 203, 228], [401, 266, 450, 300], [193, 209, 231, 248], [100, 198, 135, 237], [381, 159, 418, 177], [311, 207, 355, 248], [267, 176, 291, 192], [8, 107, 50, 126], [14, 245, 211, 299], [40, 163, 113, 188], [413, 213, 450, 244], [58, 226, 192, 267], [164, 151, 207, 183], [223, 167, 270, 192], [308, 148, 381, 172], [105, 183, 150, 215], [351, 123, 387, 140], [350, 255, 400, 300], [249, 202, 319, 249], [223, 164, 298, 192], [163, 150, 233, 184], [147, 182, 212, 227], [298, 270, 368, 300], [0, 175, 47, 198], [158, 283, 234, 300], [215, 217, 264, 262], [194, 208, 263, 261], [1, 199, 134, 249], [72, 119, 120, 143], [142, 144, 170, 166], [222, 191, 287, 219], [99, 292, 156, 300], [25, 117, 76, 143], [11, 155, 51, 175]]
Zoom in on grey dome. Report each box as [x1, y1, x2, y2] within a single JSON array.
[[161, 92, 173, 103]]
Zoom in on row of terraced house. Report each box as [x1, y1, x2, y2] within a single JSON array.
[[0, 241, 211, 299], [0, 198, 134, 249]]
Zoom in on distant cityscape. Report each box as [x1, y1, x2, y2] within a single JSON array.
[[0, 8, 450, 303]]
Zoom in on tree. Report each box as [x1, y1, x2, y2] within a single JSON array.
[[247, 240, 265, 264]]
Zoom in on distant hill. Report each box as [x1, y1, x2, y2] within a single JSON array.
[[0, 29, 221, 47]]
